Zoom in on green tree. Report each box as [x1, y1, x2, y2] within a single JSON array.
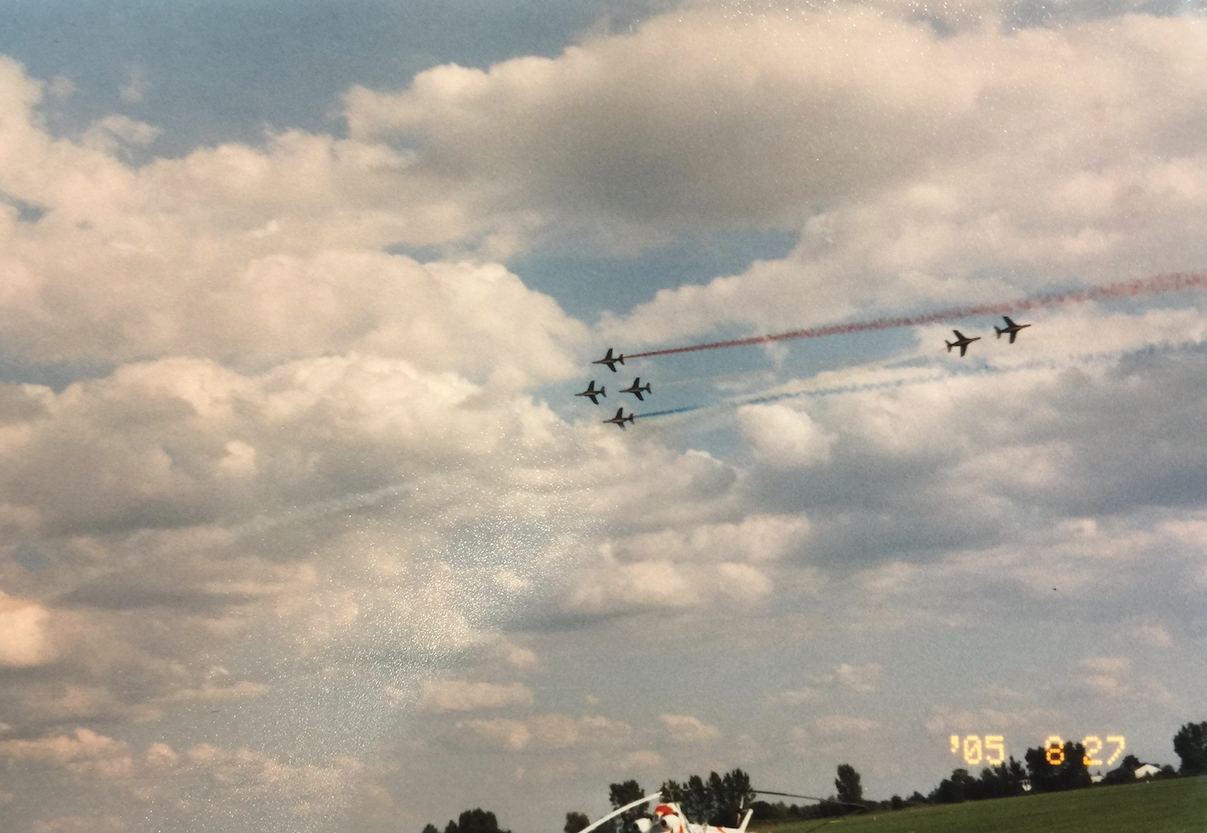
[[608, 780, 646, 833], [834, 764, 864, 806], [1173, 721, 1207, 776], [565, 812, 590, 833], [681, 774, 711, 823], [928, 768, 979, 804], [422, 825, 440, 833], [978, 757, 1027, 798], [1024, 741, 1091, 792], [449, 809, 511, 833], [710, 769, 755, 826]]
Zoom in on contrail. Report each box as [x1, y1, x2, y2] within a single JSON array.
[[636, 339, 1207, 420], [626, 271, 1207, 359]]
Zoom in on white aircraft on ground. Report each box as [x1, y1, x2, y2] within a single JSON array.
[[573, 793, 753, 833]]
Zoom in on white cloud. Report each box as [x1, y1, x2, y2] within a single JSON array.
[[1077, 657, 1131, 696], [82, 115, 161, 154], [32, 816, 126, 833], [0, 590, 53, 666], [770, 663, 882, 703], [924, 705, 1059, 735], [456, 714, 632, 751], [659, 713, 721, 744], [614, 514, 810, 564], [1129, 622, 1172, 648], [119, 67, 148, 104], [422, 681, 534, 712], [0, 728, 133, 778], [568, 11, 1207, 347], [812, 715, 880, 736], [620, 749, 663, 770], [832, 663, 882, 693], [345, 6, 1001, 232], [457, 718, 532, 750], [563, 556, 776, 614], [738, 404, 836, 468], [0, 58, 586, 374]]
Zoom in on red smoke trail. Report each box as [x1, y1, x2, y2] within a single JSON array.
[[626, 271, 1207, 359]]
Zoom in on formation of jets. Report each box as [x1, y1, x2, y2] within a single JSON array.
[[578, 318, 1031, 429], [579, 349, 650, 428], [947, 316, 1031, 356]]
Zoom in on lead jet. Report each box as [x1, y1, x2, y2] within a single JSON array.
[[603, 407, 635, 429], [945, 330, 980, 356], [621, 377, 652, 401], [593, 348, 625, 372], [994, 315, 1031, 343], [576, 381, 606, 404]]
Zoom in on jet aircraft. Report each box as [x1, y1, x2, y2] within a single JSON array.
[[593, 348, 625, 372], [621, 377, 652, 401], [994, 315, 1031, 343], [945, 330, 980, 357], [576, 381, 605, 404], [603, 407, 635, 429]]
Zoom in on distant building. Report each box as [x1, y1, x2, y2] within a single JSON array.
[[1134, 764, 1161, 780], [1090, 772, 1104, 784]]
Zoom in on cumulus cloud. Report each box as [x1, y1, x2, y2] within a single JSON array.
[[738, 404, 835, 468], [0, 57, 585, 374], [346, 6, 1000, 231], [422, 681, 534, 712], [457, 714, 633, 751], [813, 715, 880, 736], [924, 705, 1059, 735], [573, 10, 1207, 346], [1129, 621, 1173, 648], [659, 713, 721, 744], [0, 589, 53, 666], [613, 513, 809, 563], [769, 662, 881, 703], [1, 3, 1206, 830], [563, 556, 774, 614], [0, 728, 133, 778]]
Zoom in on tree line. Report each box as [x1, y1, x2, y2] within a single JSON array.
[[421, 720, 1207, 832]]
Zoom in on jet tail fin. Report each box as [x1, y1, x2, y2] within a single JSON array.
[[994, 326, 1003, 338]]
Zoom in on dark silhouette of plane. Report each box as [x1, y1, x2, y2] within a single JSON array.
[[621, 377, 652, 401], [593, 348, 625, 372], [575, 381, 606, 404], [945, 330, 980, 356], [603, 407, 635, 429], [994, 316, 1031, 343]]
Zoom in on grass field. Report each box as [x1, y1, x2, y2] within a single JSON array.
[[763, 777, 1207, 833]]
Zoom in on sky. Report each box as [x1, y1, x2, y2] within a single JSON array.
[[2, 1, 1207, 831]]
